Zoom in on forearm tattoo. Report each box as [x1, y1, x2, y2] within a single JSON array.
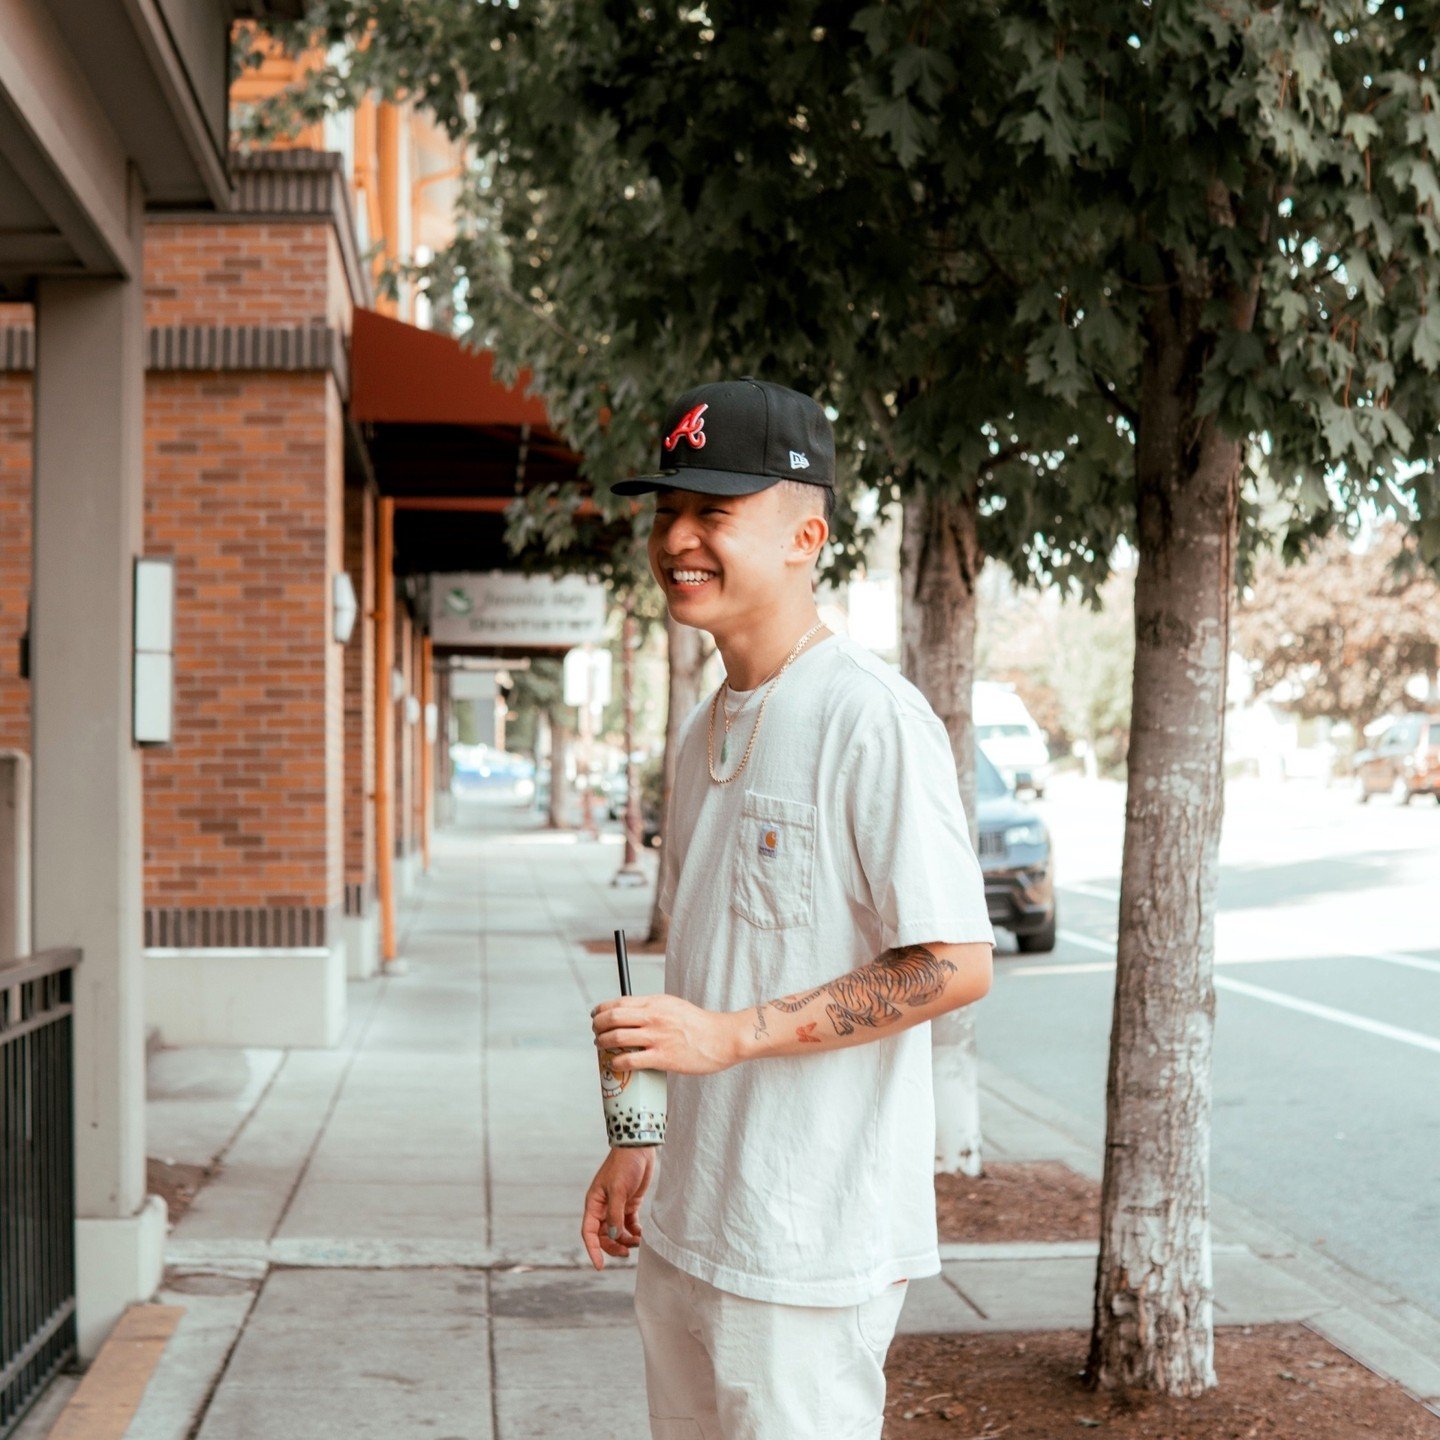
[[752, 1002, 771, 1043], [770, 944, 957, 1040]]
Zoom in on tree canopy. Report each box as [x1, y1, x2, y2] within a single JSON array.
[[986, 2, 1440, 567], [242, 1, 1134, 596]]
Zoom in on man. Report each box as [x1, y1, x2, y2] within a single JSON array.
[[583, 378, 995, 1440]]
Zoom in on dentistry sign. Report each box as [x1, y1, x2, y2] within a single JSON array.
[[430, 572, 608, 648]]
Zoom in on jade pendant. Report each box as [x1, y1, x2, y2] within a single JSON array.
[[721, 735, 729, 765]]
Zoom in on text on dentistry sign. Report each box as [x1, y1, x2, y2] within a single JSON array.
[[430, 572, 608, 648]]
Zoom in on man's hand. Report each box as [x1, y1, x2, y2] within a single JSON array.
[[581, 1146, 655, 1270], [591, 993, 743, 1075]]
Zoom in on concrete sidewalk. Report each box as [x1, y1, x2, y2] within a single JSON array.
[[25, 796, 1439, 1438]]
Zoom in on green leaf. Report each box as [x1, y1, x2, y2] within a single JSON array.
[[852, 6, 901, 58], [1343, 112, 1381, 151], [860, 94, 934, 168], [891, 46, 956, 109], [1412, 306, 1440, 372], [1272, 290, 1310, 331]]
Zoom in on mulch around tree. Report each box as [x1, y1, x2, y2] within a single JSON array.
[[146, 1157, 218, 1224], [883, 1325, 1440, 1438], [936, 1161, 1100, 1244]]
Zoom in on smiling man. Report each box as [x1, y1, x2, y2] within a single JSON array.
[[584, 378, 995, 1440]]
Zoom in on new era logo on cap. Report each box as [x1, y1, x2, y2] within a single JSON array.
[[611, 378, 836, 497]]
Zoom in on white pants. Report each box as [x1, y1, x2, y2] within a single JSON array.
[[633, 1244, 909, 1440]]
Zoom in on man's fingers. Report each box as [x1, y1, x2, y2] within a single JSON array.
[[580, 1206, 605, 1270], [607, 1187, 629, 1245], [591, 998, 635, 1021], [624, 1198, 644, 1238], [611, 1049, 660, 1072], [584, 1197, 637, 1266], [592, 998, 666, 1029], [593, 1013, 645, 1036], [596, 1026, 650, 1052]]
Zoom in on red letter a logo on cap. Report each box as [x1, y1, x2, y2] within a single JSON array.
[[664, 404, 708, 452]]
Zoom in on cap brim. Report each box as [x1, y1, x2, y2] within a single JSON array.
[[611, 467, 782, 498]]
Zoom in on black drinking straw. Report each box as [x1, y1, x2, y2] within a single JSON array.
[[614, 928, 632, 997]]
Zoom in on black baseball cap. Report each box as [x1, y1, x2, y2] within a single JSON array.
[[611, 378, 835, 497]]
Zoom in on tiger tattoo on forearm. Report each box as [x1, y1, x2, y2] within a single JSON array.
[[769, 944, 957, 1037]]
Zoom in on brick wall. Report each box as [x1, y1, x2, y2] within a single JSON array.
[[142, 371, 342, 911], [3, 211, 360, 937], [144, 223, 333, 329]]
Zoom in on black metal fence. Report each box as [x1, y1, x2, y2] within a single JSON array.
[[0, 948, 79, 1439]]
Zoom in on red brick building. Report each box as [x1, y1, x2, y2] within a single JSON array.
[[1, 139, 588, 1057]]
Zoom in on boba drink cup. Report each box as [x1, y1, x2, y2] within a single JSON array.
[[600, 929, 667, 1147]]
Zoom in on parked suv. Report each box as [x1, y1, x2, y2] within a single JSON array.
[[975, 746, 1056, 952], [1354, 713, 1440, 804]]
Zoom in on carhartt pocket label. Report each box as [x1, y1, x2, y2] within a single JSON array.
[[758, 826, 780, 859]]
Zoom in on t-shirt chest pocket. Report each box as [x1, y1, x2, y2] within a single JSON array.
[[730, 790, 818, 929]]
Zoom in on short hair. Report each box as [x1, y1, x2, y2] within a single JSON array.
[[778, 479, 835, 528]]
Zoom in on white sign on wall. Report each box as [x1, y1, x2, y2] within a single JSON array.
[[847, 575, 899, 655], [430, 572, 608, 648], [563, 647, 612, 710]]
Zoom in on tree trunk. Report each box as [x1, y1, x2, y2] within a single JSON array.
[[618, 606, 643, 875], [1087, 262, 1249, 1396], [532, 709, 549, 804], [548, 719, 573, 830], [901, 486, 985, 1178], [646, 615, 708, 947]]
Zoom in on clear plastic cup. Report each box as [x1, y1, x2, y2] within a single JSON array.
[[599, 1048, 667, 1147]]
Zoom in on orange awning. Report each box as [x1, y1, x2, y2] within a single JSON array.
[[349, 307, 555, 432]]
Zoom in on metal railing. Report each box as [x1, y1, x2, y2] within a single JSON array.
[[0, 948, 79, 1439]]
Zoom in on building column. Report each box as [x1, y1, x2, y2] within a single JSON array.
[[32, 171, 164, 1360], [434, 663, 455, 827]]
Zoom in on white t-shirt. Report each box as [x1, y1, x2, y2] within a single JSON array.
[[647, 631, 995, 1306]]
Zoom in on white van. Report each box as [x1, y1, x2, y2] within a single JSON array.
[[973, 681, 1051, 797]]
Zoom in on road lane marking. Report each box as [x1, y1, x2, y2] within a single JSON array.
[[1057, 929, 1116, 955], [1013, 959, 1114, 976], [1017, 934, 1440, 1055], [1215, 974, 1440, 1056], [1361, 948, 1440, 977], [1060, 881, 1121, 901], [1050, 928, 1440, 981]]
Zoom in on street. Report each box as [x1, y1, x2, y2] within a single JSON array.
[[979, 772, 1440, 1320]]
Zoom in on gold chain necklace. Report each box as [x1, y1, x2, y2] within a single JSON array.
[[715, 619, 826, 761], [707, 620, 827, 785]]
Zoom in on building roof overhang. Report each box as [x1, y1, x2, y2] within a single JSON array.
[[349, 308, 630, 597], [350, 306, 557, 434], [0, 0, 300, 294]]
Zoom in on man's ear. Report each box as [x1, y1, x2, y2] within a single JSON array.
[[789, 514, 828, 567]]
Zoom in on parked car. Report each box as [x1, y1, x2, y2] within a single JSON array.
[[602, 770, 628, 820], [975, 746, 1056, 952], [449, 744, 535, 793], [974, 681, 1051, 797], [1353, 713, 1440, 804]]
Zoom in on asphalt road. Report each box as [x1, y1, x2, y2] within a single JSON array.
[[977, 771, 1440, 1321]]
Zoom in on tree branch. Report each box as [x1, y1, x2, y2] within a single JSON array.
[[1092, 368, 1138, 427]]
